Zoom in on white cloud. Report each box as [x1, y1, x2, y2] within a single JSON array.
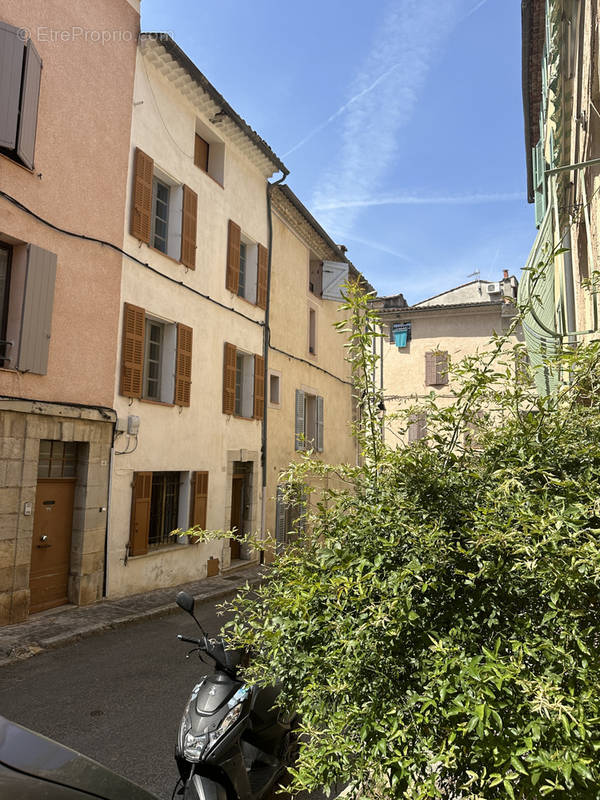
[[314, 191, 522, 211], [311, 0, 467, 232]]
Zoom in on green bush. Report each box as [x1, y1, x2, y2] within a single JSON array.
[[227, 284, 600, 799]]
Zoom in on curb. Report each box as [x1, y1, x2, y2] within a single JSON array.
[[0, 572, 262, 668]]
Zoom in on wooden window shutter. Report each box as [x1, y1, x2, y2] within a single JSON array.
[[130, 148, 154, 243], [408, 413, 427, 443], [191, 471, 209, 528], [253, 354, 265, 419], [129, 472, 152, 556], [17, 245, 57, 375], [181, 185, 197, 269], [223, 342, 237, 414], [256, 244, 268, 309], [194, 134, 209, 172], [226, 220, 241, 292], [16, 39, 42, 169], [0, 21, 25, 150], [174, 323, 193, 406], [120, 303, 145, 398], [436, 351, 449, 385], [295, 389, 305, 451], [316, 396, 324, 452], [425, 352, 436, 386]]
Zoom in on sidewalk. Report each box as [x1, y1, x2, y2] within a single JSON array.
[[0, 563, 264, 667]]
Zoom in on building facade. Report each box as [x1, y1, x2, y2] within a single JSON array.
[[106, 34, 288, 597], [0, 0, 139, 625], [520, 0, 600, 393], [372, 274, 519, 446]]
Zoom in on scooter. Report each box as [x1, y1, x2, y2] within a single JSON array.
[[173, 591, 297, 800]]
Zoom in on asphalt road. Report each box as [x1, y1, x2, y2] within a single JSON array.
[[0, 600, 233, 800]]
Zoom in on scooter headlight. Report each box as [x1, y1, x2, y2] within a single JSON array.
[[183, 730, 209, 762]]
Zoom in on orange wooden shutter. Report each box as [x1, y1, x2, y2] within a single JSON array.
[[129, 472, 152, 556], [174, 323, 193, 406], [226, 220, 241, 292], [191, 471, 209, 528], [194, 134, 209, 172], [223, 342, 237, 414], [254, 354, 265, 420], [257, 244, 268, 309], [181, 185, 197, 270], [120, 303, 145, 398], [130, 148, 153, 243]]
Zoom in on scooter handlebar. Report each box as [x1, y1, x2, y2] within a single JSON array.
[[177, 634, 205, 646]]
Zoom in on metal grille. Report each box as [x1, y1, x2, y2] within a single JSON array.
[[148, 471, 179, 547], [38, 440, 77, 478]]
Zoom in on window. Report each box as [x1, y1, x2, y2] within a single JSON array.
[[309, 308, 317, 355], [275, 483, 307, 552], [148, 472, 180, 547], [391, 322, 411, 348], [226, 220, 268, 309], [193, 121, 225, 184], [120, 303, 193, 406], [269, 372, 281, 406], [130, 148, 197, 269], [309, 259, 322, 297], [38, 440, 77, 478], [425, 350, 449, 386], [223, 342, 264, 419], [194, 134, 209, 173], [0, 22, 41, 170], [0, 240, 56, 374], [151, 178, 170, 253], [295, 389, 323, 451]]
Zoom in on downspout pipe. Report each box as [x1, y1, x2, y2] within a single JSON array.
[[260, 168, 289, 563]]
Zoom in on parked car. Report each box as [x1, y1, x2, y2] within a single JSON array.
[[0, 715, 159, 799]]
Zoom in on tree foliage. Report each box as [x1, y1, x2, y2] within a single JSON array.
[[226, 282, 600, 799]]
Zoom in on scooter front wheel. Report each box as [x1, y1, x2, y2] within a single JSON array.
[[184, 773, 228, 800]]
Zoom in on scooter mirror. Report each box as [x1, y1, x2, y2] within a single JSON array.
[[176, 591, 195, 614]]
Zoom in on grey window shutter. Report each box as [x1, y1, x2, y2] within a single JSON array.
[[316, 396, 324, 452], [16, 39, 42, 169], [425, 352, 436, 385], [322, 261, 349, 301], [436, 351, 449, 385], [0, 21, 25, 150], [295, 389, 305, 451], [17, 244, 57, 375], [275, 485, 287, 553], [408, 413, 427, 443]]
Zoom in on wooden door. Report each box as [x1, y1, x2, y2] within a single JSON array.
[[29, 478, 75, 613], [229, 474, 246, 560]]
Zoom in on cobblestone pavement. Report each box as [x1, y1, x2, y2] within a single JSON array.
[[0, 563, 263, 667]]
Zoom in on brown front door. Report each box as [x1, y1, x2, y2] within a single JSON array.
[[29, 478, 75, 614], [230, 474, 246, 560]]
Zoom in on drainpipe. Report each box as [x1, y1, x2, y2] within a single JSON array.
[[102, 421, 117, 597], [260, 169, 289, 563]]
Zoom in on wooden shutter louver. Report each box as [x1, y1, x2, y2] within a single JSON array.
[[181, 185, 197, 269], [120, 303, 145, 398], [295, 389, 305, 451], [16, 39, 42, 169], [253, 354, 265, 420], [175, 323, 193, 406], [18, 245, 57, 375], [226, 220, 241, 292], [129, 471, 152, 556], [408, 413, 427, 443], [130, 148, 153, 243], [0, 21, 25, 150], [191, 471, 209, 528], [436, 351, 449, 385], [256, 244, 268, 309], [194, 134, 209, 172], [223, 342, 237, 414]]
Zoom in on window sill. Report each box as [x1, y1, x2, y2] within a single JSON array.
[[128, 542, 188, 560], [147, 245, 187, 268], [0, 150, 35, 174], [140, 398, 175, 407], [231, 291, 264, 311], [196, 167, 224, 190], [233, 413, 258, 421]]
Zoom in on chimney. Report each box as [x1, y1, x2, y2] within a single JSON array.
[[337, 244, 348, 255], [503, 269, 509, 279]]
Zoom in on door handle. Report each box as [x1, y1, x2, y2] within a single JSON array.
[[37, 535, 51, 548]]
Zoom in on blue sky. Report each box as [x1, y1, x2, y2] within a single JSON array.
[[140, 0, 534, 304]]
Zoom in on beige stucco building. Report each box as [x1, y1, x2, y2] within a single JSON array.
[[106, 34, 289, 597], [0, 0, 139, 624], [372, 273, 519, 446]]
